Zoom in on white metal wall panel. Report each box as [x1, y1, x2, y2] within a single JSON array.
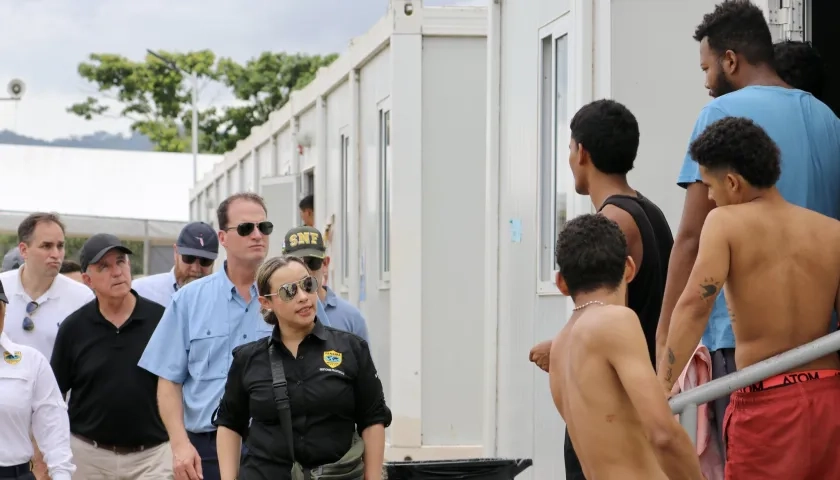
[[612, 0, 718, 231], [420, 35, 487, 447], [494, 0, 571, 478], [260, 176, 299, 259], [357, 45, 393, 414], [298, 107, 318, 172], [325, 81, 352, 292]]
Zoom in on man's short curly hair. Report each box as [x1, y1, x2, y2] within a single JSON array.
[[694, 0, 774, 65], [774, 40, 825, 100], [555, 214, 627, 298], [689, 117, 781, 188]]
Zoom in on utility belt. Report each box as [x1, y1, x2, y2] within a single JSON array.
[[737, 369, 840, 394]]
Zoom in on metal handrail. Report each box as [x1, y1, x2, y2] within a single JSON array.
[[668, 329, 840, 444]]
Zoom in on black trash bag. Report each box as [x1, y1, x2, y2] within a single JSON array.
[[384, 458, 533, 480]]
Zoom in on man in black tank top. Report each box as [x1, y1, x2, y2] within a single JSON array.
[[527, 99, 674, 479]]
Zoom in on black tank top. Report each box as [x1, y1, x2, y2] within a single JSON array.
[[599, 192, 674, 367]]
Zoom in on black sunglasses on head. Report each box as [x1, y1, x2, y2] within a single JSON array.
[[265, 275, 319, 302], [181, 255, 215, 267], [225, 221, 274, 237]]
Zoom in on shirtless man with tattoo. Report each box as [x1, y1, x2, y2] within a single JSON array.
[[550, 214, 702, 480], [658, 116, 840, 479]]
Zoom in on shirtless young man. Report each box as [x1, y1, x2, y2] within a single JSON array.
[[658, 116, 840, 479], [549, 214, 702, 480], [529, 100, 674, 479]]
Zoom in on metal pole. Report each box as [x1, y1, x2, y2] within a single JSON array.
[[191, 72, 199, 185], [147, 49, 199, 184], [670, 329, 840, 412]]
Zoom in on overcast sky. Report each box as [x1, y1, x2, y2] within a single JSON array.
[[0, 0, 482, 140]]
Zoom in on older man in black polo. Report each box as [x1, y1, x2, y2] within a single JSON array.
[[50, 234, 172, 479]]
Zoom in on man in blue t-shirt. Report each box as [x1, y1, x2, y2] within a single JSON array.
[[657, 0, 840, 455]]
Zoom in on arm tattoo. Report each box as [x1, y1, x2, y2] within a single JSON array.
[[700, 277, 721, 300], [664, 348, 676, 382]]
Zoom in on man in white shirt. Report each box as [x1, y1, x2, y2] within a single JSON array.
[[0, 278, 75, 480], [0, 213, 94, 361], [132, 221, 218, 307]]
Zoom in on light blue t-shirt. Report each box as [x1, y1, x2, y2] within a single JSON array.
[[678, 86, 840, 351], [138, 267, 271, 433]]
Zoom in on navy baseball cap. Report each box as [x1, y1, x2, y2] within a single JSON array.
[[176, 222, 219, 260], [79, 234, 133, 272]]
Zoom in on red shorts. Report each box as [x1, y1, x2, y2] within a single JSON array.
[[723, 371, 840, 479]]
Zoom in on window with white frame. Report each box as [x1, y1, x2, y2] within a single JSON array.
[[378, 106, 391, 280], [340, 132, 351, 283], [538, 16, 572, 285]]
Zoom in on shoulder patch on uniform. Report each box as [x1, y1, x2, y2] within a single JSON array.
[[323, 350, 342, 369], [3, 351, 22, 365]]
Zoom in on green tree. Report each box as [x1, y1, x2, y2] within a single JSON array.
[[68, 51, 338, 154]]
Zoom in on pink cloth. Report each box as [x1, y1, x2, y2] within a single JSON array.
[[670, 345, 724, 480]]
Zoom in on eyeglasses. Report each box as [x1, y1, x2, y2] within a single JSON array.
[[264, 276, 319, 302], [224, 221, 274, 237], [181, 255, 215, 268], [22, 301, 39, 332], [304, 257, 323, 272]]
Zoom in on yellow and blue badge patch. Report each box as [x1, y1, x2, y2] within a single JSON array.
[[3, 350, 22, 365], [323, 350, 342, 369]]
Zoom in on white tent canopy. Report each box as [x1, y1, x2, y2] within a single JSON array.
[[0, 144, 222, 273]]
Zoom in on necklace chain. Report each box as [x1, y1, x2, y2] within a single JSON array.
[[572, 300, 607, 311]]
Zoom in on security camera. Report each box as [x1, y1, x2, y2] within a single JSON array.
[[404, 2, 414, 15], [7, 79, 25, 100]]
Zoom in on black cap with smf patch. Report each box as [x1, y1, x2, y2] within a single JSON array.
[[282, 226, 326, 259]]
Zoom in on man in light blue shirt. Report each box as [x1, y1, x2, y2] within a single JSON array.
[[133, 222, 218, 307], [282, 226, 370, 341], [138, 193, 274, 480], [658, 1, 840, 455]]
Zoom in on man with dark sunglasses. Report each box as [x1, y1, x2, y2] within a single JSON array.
[[133, 222, 219, 307], [283, 226, 370, 341], [139, 193, 274, 480]]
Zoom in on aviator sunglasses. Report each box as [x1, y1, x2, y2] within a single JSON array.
[[181, 255, 215, 268], [265, 275, 319, 302], [224, 221, 274, 237], [22, 301, 40, 332]]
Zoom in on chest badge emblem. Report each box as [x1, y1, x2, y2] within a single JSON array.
[[323, 350, 342, 369], [3, 351, 22, 365]]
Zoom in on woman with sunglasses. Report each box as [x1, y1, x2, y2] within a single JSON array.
[[215, 256, 389, 480], [0, 278, 75, 480]]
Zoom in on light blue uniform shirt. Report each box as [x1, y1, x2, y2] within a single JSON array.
[[323, 286, 370, 342], [678, 86, 840, 351], [132, 269, 177, 307], [138, 267, 272, 433]]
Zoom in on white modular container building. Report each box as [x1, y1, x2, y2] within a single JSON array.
[[485, 0, 840, 478], [188, 0, 488, 460]]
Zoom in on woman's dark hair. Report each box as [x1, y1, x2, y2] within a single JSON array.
[[257, 255, 311, 325]]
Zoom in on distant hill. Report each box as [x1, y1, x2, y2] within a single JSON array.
[[0, 129, 154, 151]]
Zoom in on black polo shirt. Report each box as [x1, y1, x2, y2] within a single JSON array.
[[215, 319, 390, 480], [50, 290, 168, 447]]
